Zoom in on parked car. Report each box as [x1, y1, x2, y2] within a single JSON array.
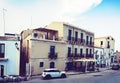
[[42, 68, 67, 79], [111, 63, 120, 70]]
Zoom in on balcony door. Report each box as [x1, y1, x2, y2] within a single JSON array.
[[68, 47, 71, 56], [74, 48, 77, 56], [75, 31, 78, 41], [50, 62, 55, 68], [68, 29, 72, 40], [50, 46, 55, 55], [0, 65, 4, 77]]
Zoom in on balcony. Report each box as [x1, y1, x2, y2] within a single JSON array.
[[79, 39, 85, 45], [86, 54, 94, 58], [67, 37, 86, 45], [48, 53, 58, 59], [0, 58, 8, 61], [89, 42, 94, 47], [67, 53, 74, 59], [74, 54, 80, 59], [87, 42, 94, 47], [79, 54, 84, 58], [45, 36, 59, 41]]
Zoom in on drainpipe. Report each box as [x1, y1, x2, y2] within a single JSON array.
[[29, 60, 31, 80]]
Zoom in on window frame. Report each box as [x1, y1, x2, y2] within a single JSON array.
[[39, 62, 44, 67], [0, 43, 5, 58]]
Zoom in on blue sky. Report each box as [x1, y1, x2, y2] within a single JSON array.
[[0, 0, 120, 50]]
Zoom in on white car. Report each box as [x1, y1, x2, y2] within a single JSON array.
[[42, 68, 67, 79]]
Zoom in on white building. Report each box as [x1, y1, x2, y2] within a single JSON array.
[[94, 36, 115, 67], [94, 47, 104, 67], [0, 36, 20, 77], [94, 47, 111, 68]]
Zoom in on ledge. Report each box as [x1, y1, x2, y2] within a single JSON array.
[[0, 58, 8, 61]]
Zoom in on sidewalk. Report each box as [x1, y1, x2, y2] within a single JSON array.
[[30, 67, 110, 80], [66, 67, 110, 75]]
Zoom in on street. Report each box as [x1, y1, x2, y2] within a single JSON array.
[[21, 69, 120, 83]]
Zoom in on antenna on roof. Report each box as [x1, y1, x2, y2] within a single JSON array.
[[3, 8, 7, 36]]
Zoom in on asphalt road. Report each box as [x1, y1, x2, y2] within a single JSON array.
[[21, 69, 120, 83]]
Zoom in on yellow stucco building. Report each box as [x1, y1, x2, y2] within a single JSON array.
[[94, 36, 115, 53], [20, 22, 96, 76], [47, 22, 95, 72], [20, 28, 66, 76]]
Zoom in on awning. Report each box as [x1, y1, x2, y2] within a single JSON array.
[[74, 58, 96, 62]]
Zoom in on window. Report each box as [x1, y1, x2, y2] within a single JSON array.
[[80, 33, 83, 42], [33, 33, 38, 38], [100, 41, 103, 46], [90, 37, 92, 45], [74, 48, 77, 56], [50, 62, 55, 68], [80, 48, 83, 56], [68, 29, 72, 40], [50, 46, 55, 55], [0, 44, 5, 58], [0, 65, 4, 77], [112, 38, 113, 40], [107, 41, 110, 48], [75, 31, 78, 41], [39, 62, 44, 67], [68, 47, 71, 55], [90, 49, 92, 57], [86, 36, 89, 45], [90, 49, 92, 55], [86, 48, 88, 57]]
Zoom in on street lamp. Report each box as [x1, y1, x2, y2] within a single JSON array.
[[15, 42, 19, 50]]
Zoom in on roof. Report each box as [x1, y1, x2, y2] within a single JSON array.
[[0, 36, 18, 41], [95, 36, 115, 40], [50, 21, 94, 35], [34, 28, 58, 32]]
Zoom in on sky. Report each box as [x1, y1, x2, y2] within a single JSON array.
[[0, 0, 120, 50]]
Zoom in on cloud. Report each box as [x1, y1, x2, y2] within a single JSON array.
[[0, 0, 102, 35], [59, 0, 103, 22]]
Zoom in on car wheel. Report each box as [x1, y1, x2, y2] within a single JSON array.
[[61, 74, 66, 78], [46, 75, 51, 79]]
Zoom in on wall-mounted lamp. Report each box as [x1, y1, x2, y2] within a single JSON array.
[[15, 42, 19, 50]]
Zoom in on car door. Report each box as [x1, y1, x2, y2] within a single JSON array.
[[50, 70, 58, 77], [52, 70, 60, 77], [55, 70, 61, 77]]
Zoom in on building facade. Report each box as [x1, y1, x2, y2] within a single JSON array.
[[114, 51, 120, 63], [94, 47, 111, 68], [0, 36, 20, 77], [94, 36, 115, 66], [94, 47, 104, 68], [20, 28, 66, 76], [47, 22, 95, 72]]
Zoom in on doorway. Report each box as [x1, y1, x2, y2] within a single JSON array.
[[0, 65, 4, 77]]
